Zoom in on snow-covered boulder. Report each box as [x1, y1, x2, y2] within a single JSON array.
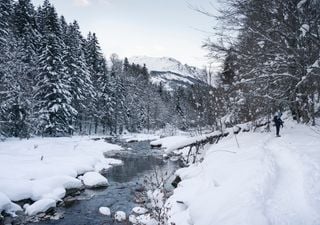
[[0, 192, 22, 215], [114, 211, 126, 222], [81, 172, 108, 188], [132, 206, 148, 215], [129, 214, 138, 224], [25, 198, 56, 216], [99, 206, 111, 216]]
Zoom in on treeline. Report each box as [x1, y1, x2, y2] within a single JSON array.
[[0, 0, 216, 137], [204, 0, 320, 126]]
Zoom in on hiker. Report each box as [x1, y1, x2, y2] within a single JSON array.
[[273, 112, 283, 137]]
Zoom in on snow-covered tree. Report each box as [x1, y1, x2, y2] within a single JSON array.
[[63, 20, 94, 134], [84, 32, 108, 134], [204, 0, 320, 125], [34, 2, 76, 136]]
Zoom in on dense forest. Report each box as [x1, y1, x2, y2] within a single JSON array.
[[204, 0, 320, 126], [1, 0, 319, 138], [0, 0, 217, 138]]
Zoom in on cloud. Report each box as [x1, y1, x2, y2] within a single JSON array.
[[73, 0, 91, 7]]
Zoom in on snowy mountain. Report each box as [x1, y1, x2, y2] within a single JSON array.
[[128, 56, 207, 91]]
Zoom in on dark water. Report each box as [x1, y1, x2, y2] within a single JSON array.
[[24, 141, 176, 225]]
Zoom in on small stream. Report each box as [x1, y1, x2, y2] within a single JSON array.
[[23, 140, 177, 225]]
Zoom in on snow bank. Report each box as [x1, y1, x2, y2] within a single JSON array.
[[150, 131, 226, 154], [120, 133, 160, 142], [0, 192, 22, 216], [25, 199, 56, 216], [0, 136, 121, 215], [81, 172, 108, 188], [167, 121, 320, 225]]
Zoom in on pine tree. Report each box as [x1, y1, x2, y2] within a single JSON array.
[[0, 0, 13, 136], [34, 2, 76, 136], [84, 32, 108, 134], [64, 20, 94, 133]]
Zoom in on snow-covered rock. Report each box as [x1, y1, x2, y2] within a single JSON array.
[[132, 206, 148, 215], [99, 206, 111, 216], [25, 198, 56, 216], [129, 214, 138, 224], [115, 211, 126, 222], [0, 192, 22, 215], [81, 172, 108, 188]]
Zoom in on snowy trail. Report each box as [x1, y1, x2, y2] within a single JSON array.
[[263, 137, 320, 225], [168, 121, 320, 225]]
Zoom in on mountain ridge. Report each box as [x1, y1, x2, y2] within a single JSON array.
[[128, 56, 207, 91]]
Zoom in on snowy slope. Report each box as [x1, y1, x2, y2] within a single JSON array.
[[128, 56, 206, 91], [167, 120, 320, 225]]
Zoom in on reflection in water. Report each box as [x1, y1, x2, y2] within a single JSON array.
[[105, 155, 164, 183], [28, 141, 176, 225]]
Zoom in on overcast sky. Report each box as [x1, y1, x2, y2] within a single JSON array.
[[31, 0, 219, 68]]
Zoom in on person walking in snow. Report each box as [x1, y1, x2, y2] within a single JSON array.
[[273, 112, 283, 137]]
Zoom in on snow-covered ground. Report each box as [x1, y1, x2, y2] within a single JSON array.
[[167, 120, 320, 225], [120, 133, 160, 143], [0, 136, 122, 216]]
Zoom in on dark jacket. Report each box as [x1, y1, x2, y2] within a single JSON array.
[[273, 116, 283, 127]]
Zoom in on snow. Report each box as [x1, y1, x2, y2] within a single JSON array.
[[81, 172, 108, 188], [147, 189, 165, 209], [0, 136, 121, 215], [114, 210, 126, 221], [0, 192, 22, 216], [300, 24, 309, 37], [151, 136, 191, 153], [150, 130, 226, 154], [297, 0, 307, 9], [120, 133, 160, 142], [132, 206, 148, 214], [128, 56, 204, 79], [129, 214, 138, 224], [167, 121, 320, 225], [99, 206, 111, 216], [150, 72, 194, 85], [129, 213, 157, 225], [25, 199, 56, 216], [135, 214, 158, 225], [128, 56, 207, 91]]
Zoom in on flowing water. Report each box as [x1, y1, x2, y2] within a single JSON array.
[[22, 140, 176, 225]]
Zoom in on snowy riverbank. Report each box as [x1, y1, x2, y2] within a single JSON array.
[[167, 120, 320, 225], [0, 136, 122, 216]]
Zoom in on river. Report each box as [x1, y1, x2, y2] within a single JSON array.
[[18, 140, 177, 225]]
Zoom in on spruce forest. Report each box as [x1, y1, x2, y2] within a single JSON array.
[[1, 0, 320, 139], [0, 0, 215, 138]]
